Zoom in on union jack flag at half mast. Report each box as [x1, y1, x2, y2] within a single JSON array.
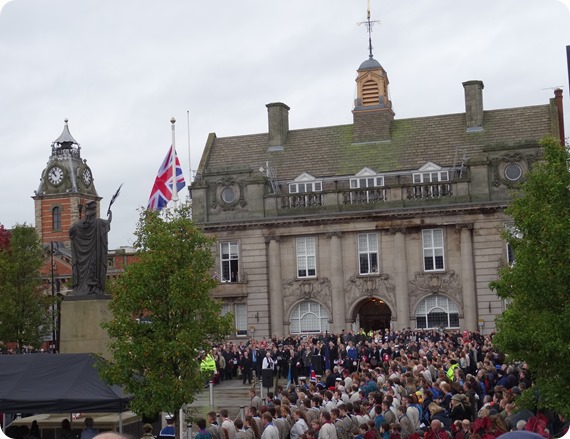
[[147, 144, 186, 211]]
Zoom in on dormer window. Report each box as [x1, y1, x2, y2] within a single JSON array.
[[413, 162, 449, 183], [289, 173, 322, 194], [350, 176, 384, 188], [350, 167, 385, 188]]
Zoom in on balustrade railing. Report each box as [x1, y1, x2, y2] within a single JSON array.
[[406, 183, 452, 200]]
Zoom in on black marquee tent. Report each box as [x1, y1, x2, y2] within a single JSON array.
[[0, 353, 131, 413]]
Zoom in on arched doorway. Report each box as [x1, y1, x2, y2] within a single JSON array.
[[357, 298, 391, 332]]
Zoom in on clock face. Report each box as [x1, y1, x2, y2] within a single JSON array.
[[82, 167, 92, 186], [48, 166, 64, 186]]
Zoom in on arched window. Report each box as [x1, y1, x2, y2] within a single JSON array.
[[290, 301, 330, 334], [415, 295, 459, 329], [52, 206, 61, 231]]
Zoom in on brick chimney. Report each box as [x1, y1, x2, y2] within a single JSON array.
[[554, 88, 565, 145], [266, 102, 290, 151], [462, 80, 484, 131]]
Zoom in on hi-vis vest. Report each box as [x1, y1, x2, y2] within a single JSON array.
[[446, 363, 459, 381], [201, 354, 216, 372]]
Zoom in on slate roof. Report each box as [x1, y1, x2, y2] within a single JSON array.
[[200, 104, 552, 181]]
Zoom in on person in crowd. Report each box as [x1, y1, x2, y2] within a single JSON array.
[[60, 419, 76, 439], [319, 412, 338, 439], [261, 412, 279, 439], [291, 410, 309, 439], [195, 419, 213, 439], [221, 409, 237, 439], [141, 423, 155, 439], [29, 421, 42, 439], [207, 412, 224, 439], [81, 418, 97, 439], [250, 388, 262, 409], [157, 415, 175, 439], [245, 416, 261, 439]]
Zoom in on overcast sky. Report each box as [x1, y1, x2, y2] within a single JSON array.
[[0, 0, 569, 249]]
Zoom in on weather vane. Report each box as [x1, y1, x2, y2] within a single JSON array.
[[357, 0, 381, 59]]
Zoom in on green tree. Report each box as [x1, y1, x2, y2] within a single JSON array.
[[100, 205, 233, 417], [0, 224, 52, 351], [491, 136, 570, 418]]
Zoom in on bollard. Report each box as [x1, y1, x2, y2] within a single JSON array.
[[239, 406, 245, 420], [209, 381, 214, 409]]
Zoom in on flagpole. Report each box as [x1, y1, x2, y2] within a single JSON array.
[[187, 110, 191, 186], [170, 117, 178, 209]]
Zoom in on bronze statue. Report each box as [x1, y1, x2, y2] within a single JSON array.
[[69, 201, 112, 295]]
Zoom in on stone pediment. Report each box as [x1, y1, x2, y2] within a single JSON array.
[[408, 270, 463, 314], [282, 277, 332, 315], [344, 274, 396, 316]]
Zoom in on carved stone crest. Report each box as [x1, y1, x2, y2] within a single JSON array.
[[408, 270, 463, 315], [282, 277, 332, 315], [210, 177, 247, 210], [490, 151, 538, 188], [344, 274, 396, 314]]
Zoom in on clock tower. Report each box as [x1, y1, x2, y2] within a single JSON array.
[[33, 119, 101, 248]]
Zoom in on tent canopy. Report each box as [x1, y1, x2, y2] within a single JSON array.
[[0, 353, 131, 413]]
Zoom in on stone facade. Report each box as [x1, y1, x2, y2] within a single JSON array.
[[192, 56, 563, 339]]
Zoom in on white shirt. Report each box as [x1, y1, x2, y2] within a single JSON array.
[[290, 419, 308, 439], [222, 418, 237, 439], [262, 356, 275, 370], [261, 424, 279, 439]]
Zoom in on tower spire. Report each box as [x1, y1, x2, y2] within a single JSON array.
[[358, 0, 381, 59]]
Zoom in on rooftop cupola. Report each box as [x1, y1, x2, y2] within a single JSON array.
[[52, 118, 81, 157], [352, 4, 394, 143]]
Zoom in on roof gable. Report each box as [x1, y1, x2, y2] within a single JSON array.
[[354, 167, 379, 177], [293, 172, 318, 182], [417, 162, 443, 172]]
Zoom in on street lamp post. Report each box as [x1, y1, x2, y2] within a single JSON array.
[[50, 241, 60, 352]]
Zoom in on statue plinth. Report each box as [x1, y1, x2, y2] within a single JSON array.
[[60, 294, 112, 359]]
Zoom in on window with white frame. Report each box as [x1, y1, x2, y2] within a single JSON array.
[[220, 242, 239, 282], [413, 170, 449, 184], [289, 300, 330, 334], [289, 181, 322, 194], [422, 229, 445, 271], [358, 233, 380, 275], [296, 237, 316, 278], [350, 176, 384, 189], [505, 225, 522, 266], [221, 303, 248, 336], [415, 295, 459, 329], [289, 172, 323, 194]]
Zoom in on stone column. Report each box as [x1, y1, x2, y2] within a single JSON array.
[[268, 236, 284, 336], [458, 224, 477, 331], [327, 232, 346, 333], [391, 228, 410, 330]]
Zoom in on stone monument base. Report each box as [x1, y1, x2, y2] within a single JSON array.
[[60, 295, 112, 359]]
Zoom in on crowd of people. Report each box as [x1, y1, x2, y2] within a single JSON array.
[[196, 328, 567, 439]]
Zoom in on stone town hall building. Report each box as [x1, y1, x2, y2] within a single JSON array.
[[191, 47, 565, 339]]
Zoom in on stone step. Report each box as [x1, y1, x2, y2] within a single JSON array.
[[187, 376, 286, 420]]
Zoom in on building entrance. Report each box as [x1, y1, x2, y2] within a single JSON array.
[[357, 299, 391, 332]]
